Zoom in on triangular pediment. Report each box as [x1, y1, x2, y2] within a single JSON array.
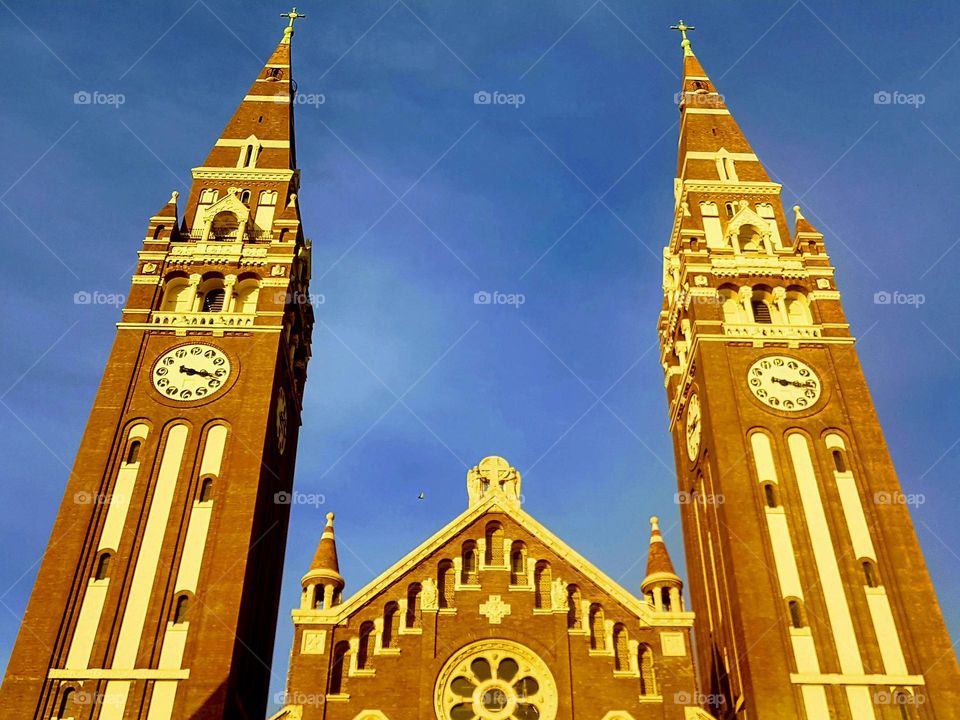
[[299, 494, 690, 628]]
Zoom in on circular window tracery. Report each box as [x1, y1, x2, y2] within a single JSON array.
[[435, 640, 557, 720]]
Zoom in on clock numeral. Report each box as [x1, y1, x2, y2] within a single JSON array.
[[208, 379, 221, 389], [196, 386, 208, 397], [156, 367, 167, 377], [204, 349, 215, 358], [190, 347, 202, 355], [175, 349, 186, 358], [162, 356, 174, 366], [166, 386, 178, 396], [156, 378, 169, 388]]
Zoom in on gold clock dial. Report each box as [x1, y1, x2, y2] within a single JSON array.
[[276, 389, 288, 455], [685, 393, 702, 461], [747, 355, 821, 412], [152, 344, 231, 402]]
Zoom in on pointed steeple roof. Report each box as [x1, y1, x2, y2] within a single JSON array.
[[198, 32, 298, 172], [673, 24, 772, 185], [303, 512, 343, 586], [792, 205, 820, 236], [641, 516, 682, 592]]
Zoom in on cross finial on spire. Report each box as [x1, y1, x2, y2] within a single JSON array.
[[281, 6, 306, 43], [670, 19, 696, 56]]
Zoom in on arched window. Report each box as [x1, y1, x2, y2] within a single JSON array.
[[719, 287, 741, 323], [566, 584, 582, 629], [153, 224, 166, 240], [126, 440, 142, 464], [241, 145, 255, 168], [198, 188, 218, 205], [762, 482, 779, 508], [239, 189, 251, 204], [787, 598, 805, 628], [638, 644, 656, 695], [160, 277, 191, 312], [534, 561, 551, 609], [406, 583, 422, 628], [589, 604, 605, 650], [738, 224, 764, 252], [199, 477, 214, 503], [357, 621, 375, 670], [202, 289, 226, 313], [724, 201, 736, 218], [484, 521, 504, 565], [862, 558, 880, 588], [94, 552, 111, 581], [895, 690, 915, 719], [832, 449, 847, 473], [209, 211, 239, 241], [461, 542, 478, 585], [438, 560, 455, 608], [234, 278, 260, 314], [382, 602, 400, 648], [661, 587, 672, 613], [259, 190, 278, 205], [509, 541, 526, 585], [57, 688, 76, 719], [613, 624, 629, 670], [173, 594, 190, 624], [313, 584, 325, 609], [785, 291, 812, 324], [328, 641, 349, 695], [751, 297, 773, 324]]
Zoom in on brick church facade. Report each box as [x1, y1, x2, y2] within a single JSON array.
[[2, 13, 959, 720]]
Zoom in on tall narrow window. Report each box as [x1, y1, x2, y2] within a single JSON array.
[[57, 689, 75, 719], [661, 587, 672, 613], [382, 602, 399, 648], [406, 583, 422, 628], [94, 552, 111, 581], [862, 559, 880, 588], [509, 541, 526, 585], [199, 477, 214, 503], [751, 299, 772, 324], [788, 599, 805, 628], [173, 594, 190, 624], [613, 624, 629, 671], [763, 483, 779, 509], [589, 604, 605, 649], [534, 561, 551, 609], [438, 560, 455, 608], [126, 440, 141, 464], [357, 621, 375, 670], [566, 585, 582, 629], [202, 289, 226, 313], [832, 449, 847, 473], [313, 584, 325, 609], [461, 542, 478, 585], [638, 644, 656, 695], [153, 224, 166, 240], [484, 522, 504, 565], [328, 641, 349, 695]]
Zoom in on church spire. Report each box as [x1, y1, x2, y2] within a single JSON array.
[[183, 17, 306, 238], [671, 22, 772, 186], [301, 513, 345, 610], [641, 517, 684, 613]]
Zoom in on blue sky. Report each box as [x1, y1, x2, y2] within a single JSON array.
[[2, 1, 960, 713]]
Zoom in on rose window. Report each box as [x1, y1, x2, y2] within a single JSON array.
[[435, 640, 557, 720]]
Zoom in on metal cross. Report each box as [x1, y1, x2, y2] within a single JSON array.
[[670, 20, 695, 42], [281, 7, 306, 30]]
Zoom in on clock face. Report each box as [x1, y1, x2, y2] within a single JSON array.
[[276, 389, 288, 455], [747, 355, 822, 412], [685, 393, 702, 461], [152, 344, 231, 402]]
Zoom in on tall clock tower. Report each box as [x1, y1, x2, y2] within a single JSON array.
[[0, 16, 313, 720], [659, 26, 960, 720]]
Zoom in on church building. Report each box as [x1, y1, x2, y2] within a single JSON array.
[[1, 11, 958, 720]]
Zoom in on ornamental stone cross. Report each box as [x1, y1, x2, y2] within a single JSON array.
[[479, 594, 511, 624]]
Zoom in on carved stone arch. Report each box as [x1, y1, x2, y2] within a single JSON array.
[[198, 192, 252, 240], [725, 204, 773, 252]]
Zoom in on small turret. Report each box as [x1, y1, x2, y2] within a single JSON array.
[[640, 516, 684, 612], [300, 512, 345, 610]]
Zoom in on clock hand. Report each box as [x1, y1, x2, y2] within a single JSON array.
[[179, 365, 212, 377]]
